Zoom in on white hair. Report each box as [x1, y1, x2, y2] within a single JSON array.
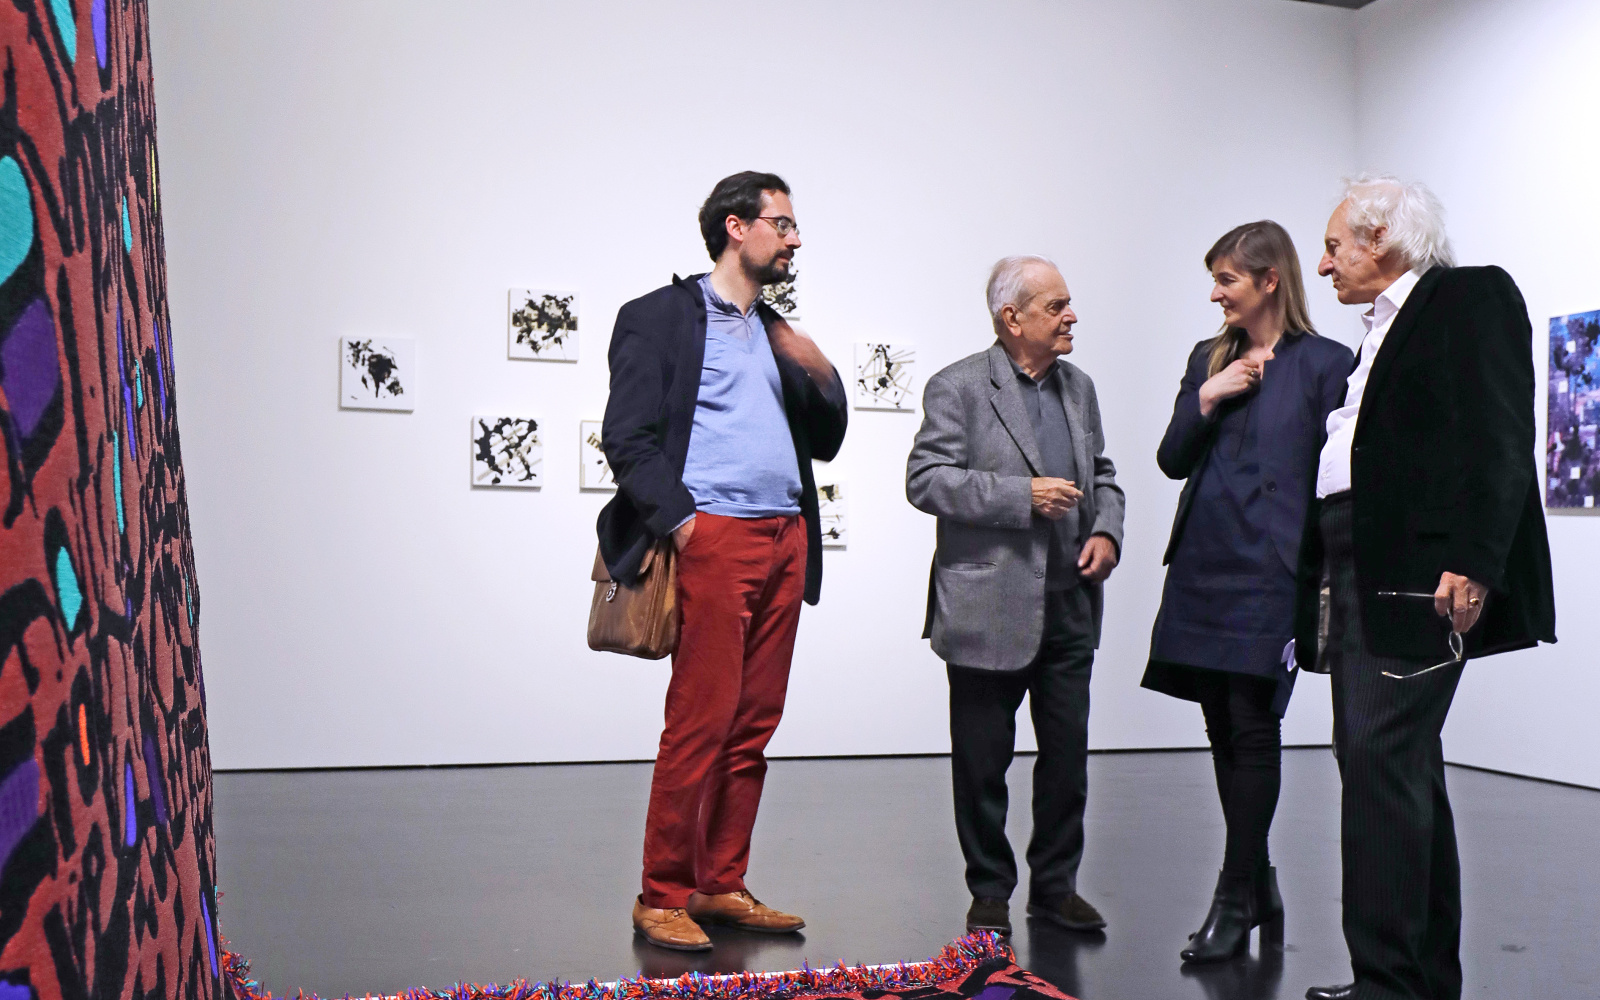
[[986, 255, 1059, 331], [1341, 173, 1456, 271]]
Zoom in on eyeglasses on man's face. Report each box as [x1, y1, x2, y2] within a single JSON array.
[[754, 215, 800, 237]]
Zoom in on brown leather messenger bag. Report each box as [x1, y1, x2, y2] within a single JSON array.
[[586, 539, 679, 660]]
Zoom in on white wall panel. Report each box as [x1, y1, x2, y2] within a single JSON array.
[[149, 0, 1359, 769]]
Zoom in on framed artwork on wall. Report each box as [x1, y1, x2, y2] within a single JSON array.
[[579, 419, 615, 491], [854, 342, 916, 411], [340, 336, 415, 411], [817, 482, 848, 548], [471, 415, 542, 488], [1548, 309, 1600, 513], [508, 288, 578, 362]]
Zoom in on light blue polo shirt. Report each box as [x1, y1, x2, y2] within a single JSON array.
[[679, 277, 802, 518]]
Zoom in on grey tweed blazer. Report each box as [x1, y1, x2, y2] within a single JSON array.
[[906, 343, 1126, 671]]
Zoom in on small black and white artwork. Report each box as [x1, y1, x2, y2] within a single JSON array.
[[579, 419, 615, 491], [817, 482, 848, 548], [340, 336, 415, 411], [509, 288, 579, 362], [854, 342, 916, 411], [760, 269, 800, 321], [471, 415, 543, 488]]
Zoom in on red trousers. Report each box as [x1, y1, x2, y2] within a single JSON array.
[[640, 511, 807, 908]]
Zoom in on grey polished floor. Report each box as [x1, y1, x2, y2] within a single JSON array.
[[214, 750, 1599, 1000]]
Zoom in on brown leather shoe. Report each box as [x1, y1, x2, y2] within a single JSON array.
[[632, 897, 712, 951], [686, 890, 805, 933]]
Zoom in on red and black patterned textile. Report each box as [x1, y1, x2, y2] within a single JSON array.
[[0, 3, 229, 1000]]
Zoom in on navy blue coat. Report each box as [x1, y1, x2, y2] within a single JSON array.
[[1159, 332, 1354, 576], [1144, 331, 1353, 703]]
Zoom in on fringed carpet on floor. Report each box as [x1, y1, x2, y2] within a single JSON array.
[[220, 933, 1079, 1000]]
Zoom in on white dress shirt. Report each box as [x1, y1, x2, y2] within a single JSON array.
[[1315, 269, 1424, 498]]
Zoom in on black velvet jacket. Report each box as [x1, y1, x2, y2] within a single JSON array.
[[597, 274, 848, 605], [1294, 265, 1557, 661]]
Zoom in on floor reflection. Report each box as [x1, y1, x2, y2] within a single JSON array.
[[1018, 918, 1105, 997], [1178, 944, 1285, 1000], [629, 929, 811, 980]]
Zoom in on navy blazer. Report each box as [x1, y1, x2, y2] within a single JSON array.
[[597, 274, 848, 605], [1158, 331, 1354, 576]]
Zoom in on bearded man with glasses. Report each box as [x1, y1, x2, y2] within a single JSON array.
[[1296, 175, 1556, 1000], [599, 171, 848, 952]]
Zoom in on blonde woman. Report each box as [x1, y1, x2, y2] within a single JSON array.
[[1143, 221, 1353, 963]]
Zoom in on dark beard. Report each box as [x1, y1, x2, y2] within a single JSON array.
[[754, 254, 793, 286]]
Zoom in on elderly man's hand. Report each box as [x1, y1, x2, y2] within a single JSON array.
[[1434, 571, 1489, 634], [1031, 478, 1082, 520], [1078, 534, 1119, 583]]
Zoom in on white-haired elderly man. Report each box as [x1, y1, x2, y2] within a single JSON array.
[[1296, 177, 1555, 1000], [906, 256, 1125, 938]]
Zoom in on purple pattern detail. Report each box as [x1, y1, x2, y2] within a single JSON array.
[[0, 982, 31, 1000], [91, 0, 107, 67], [201, 891, 219, 977], [972, 987, 1015, 1000], [141, 733, 166, 824], [0, 298, 58, 440], [0, 758, 41, 872], [123, 760, 136, 846], [153, 320, 167, 412], [116, 301, 136, 458]]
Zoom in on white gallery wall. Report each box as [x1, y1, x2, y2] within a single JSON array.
[[149, 0, 1370, 770], [1355, 0, 1600, 789]]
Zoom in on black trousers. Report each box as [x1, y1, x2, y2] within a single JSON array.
[[947, 586, 1094, 902], [1193, 671, 1281, 879], [1322, 494, 1465, 1000]]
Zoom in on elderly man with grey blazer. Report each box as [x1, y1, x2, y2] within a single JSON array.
[[907, 255, 1125, 938]]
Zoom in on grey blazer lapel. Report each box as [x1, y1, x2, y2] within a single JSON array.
[[987, 344, 1044, 474]]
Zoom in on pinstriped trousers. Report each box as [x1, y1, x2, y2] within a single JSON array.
[[1321, 493, 1465, 1000]]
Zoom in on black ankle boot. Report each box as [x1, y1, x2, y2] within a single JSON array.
[[1180, 870, 1256, 963], [1255, 864, 1284, 947]]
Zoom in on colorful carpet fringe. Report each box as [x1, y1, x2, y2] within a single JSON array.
[[222, 932, 1016, 1000]]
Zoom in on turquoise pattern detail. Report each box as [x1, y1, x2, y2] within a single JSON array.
[[112, 431, 125, 533], [134, 361, 143, 407], [48, 0, 76, 62], [54, 547, 82, 627], [121, 196, 131, 252], [0, 157, 33, 285]]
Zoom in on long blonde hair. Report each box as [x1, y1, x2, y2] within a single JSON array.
[[1203, 221, 1317, 377]]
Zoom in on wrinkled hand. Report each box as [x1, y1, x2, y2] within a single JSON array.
[[1078, 534, 1119, 583], [672, 516, 696, 552], [768, 320, 836, 384], [1198, 355, 1271, 417], [1434, 572, 1488, 634], [1031, 478, 1082, 520]]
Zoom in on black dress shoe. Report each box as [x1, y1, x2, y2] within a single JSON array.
[[1181, 870, 1255, 963], [1027, 892, 1106, 931], [1304, 984, 1356, 1000], [966, 896, 1011, 935]]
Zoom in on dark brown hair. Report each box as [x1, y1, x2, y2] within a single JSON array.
[[698, 171, 790, 261]]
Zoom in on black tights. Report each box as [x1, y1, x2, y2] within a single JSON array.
[[1194, 672, 1282, 878]]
